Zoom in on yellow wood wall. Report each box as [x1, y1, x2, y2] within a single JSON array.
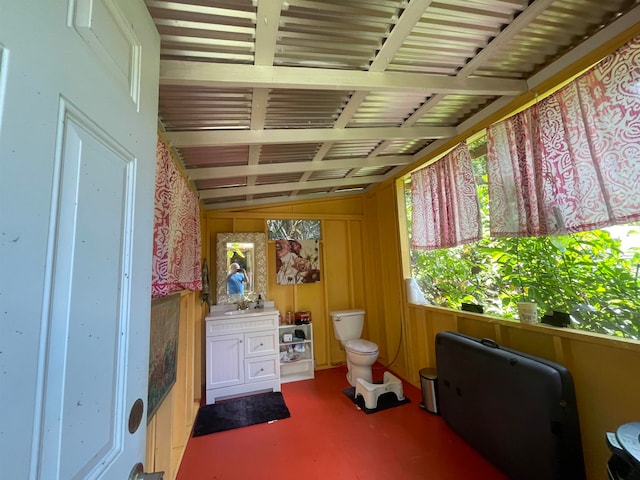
[[201, 196, 394, 370], [145, 290, 205, 479], [402, 305, 640, 480], [149, 181, 640, 480], [364, 179, 640, 480]]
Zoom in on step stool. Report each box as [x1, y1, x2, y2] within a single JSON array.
[[355, 371, 405, 410]]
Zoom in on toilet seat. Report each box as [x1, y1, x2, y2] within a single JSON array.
[[345, 339, 378, 354]]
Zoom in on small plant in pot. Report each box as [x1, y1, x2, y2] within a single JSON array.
[[516, 287, 539, 324]]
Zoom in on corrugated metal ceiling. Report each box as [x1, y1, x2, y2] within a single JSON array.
[[146, 0, 640, 210]]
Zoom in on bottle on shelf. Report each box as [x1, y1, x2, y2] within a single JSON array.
[[285, 311, 294, 324]]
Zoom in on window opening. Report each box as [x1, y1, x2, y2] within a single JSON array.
[[406, 136, 640, 340]]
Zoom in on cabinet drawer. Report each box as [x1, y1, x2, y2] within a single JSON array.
[[206, 311, 279, 336], [245, 356, 278, 383], [245, 331, 277, 357]]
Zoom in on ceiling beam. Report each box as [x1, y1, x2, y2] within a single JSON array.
[[202, 189, 363, 211], [250, 88, 268, 129], [199, 175, 385, 199], [253, 1, 281, 65], [319, 0, 434, 174], [458, 0, 556, 77], [167, 126, 457, 147], [188, 155, 413, 180], [370, 0, 433, 71], [159, 61, 527, 96]]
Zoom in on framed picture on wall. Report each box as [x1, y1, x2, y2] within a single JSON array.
[[147, 294, 180, 421], [275, 239, 321, 285]]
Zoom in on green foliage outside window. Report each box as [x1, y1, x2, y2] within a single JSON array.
[[407, 140, 640, 340]]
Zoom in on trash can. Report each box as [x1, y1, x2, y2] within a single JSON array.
[[606, 422, 640, 480], [419, 368, 439, 415]]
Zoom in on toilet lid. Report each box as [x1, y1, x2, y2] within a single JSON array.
[[345, 339, 378, 353]]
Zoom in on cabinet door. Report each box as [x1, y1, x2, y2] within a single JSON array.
[[206, 333, 244, 389]]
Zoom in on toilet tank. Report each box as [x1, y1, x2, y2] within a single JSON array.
[[330, 309, 365, 341]]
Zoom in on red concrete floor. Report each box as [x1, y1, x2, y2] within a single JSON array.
[[177, 365, 508, 480]]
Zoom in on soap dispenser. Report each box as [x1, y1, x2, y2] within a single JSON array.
[[255, 294, 264, 309]]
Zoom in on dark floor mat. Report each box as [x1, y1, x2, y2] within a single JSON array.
[[192, 391, 290, 437]]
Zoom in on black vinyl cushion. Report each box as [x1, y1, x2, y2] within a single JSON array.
[[435, 331, 585, 480]]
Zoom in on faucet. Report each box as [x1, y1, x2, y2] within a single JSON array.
[[236, 299, 251, 310]]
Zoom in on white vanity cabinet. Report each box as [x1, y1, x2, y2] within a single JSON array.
[[205, 308, 280, 404]]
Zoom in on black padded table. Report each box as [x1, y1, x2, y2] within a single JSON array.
[[435, 331, 586, 480]]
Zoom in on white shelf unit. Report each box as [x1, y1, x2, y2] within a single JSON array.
[[279, 323, 314, 383]]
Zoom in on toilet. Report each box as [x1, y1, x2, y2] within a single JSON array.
[[330, 309, 379, 386]]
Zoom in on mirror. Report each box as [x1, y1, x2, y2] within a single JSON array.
[[216, 232, 266, 304]]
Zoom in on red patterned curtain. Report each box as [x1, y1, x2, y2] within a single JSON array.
[[151, 138, 203, 298], [487, 34, 640, 237], [411, 142, 482, 249]]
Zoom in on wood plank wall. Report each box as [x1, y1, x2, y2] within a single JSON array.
[[367, 179, 640, 480], [147, 177, 640, 480], [404, 305, 640, 480], [201, 197, 379, 372], [145, 290, 205, 479]]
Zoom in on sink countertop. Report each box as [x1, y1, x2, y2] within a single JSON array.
[[206, 307, 278, 321]]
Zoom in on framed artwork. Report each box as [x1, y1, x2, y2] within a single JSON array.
[[147, 294, 180, 421], [275, 239, 321, 285]]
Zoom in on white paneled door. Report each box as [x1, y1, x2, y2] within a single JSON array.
[[0, 1, 159, 479]]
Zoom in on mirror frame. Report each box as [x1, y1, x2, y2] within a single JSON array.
[[216, 232, 267, 304]]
